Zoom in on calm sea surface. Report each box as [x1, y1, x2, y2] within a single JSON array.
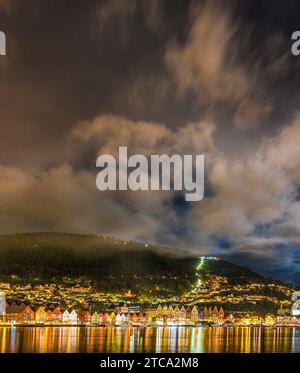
[[0, 326, 299, 353]]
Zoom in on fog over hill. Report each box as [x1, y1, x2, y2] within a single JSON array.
[[0, 232, 284, 287]]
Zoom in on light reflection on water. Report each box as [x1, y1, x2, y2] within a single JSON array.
[[0, 326, 300, 353]]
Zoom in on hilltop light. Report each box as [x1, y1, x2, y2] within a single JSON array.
[[196, 257, 205, 271], [194, 256, 219, 288], [197, 256, 218, 270]]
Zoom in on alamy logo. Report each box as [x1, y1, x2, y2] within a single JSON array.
[[291, 31, 300, 56], [0, 31, 6, 56], [96, 147, 205, 202]]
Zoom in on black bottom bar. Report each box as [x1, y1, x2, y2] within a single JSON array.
[[0, 353, 299, 370]]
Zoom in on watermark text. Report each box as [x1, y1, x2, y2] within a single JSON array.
[[96, 147, 205, 202], [291, 31, 300, 56], [0, 31, 6, 56]]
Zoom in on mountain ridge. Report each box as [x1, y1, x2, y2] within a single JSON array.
[[0, 232, 292, 292]]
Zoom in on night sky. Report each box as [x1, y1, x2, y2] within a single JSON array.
[[1, 0, 300, 283]]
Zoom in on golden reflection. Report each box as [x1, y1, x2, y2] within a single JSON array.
[[0, 326, 299, 352]]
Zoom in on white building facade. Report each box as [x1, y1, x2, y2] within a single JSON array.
[[0, 292, 5, 317]]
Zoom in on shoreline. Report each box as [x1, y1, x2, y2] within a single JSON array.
[[0, 324, 297, 328]]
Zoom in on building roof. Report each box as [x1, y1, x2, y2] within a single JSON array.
[[6, 304, 29, 314]]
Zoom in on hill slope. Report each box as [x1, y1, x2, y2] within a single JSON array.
[[0, 233, 197, 295], [0, 233, 291, 299]]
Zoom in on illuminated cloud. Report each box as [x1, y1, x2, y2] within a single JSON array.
[[165, 0, 287, 128], [72, 114, 216, 156]]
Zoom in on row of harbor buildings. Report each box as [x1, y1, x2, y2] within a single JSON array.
[[0, 299, 225, 326], [1, 299, 291, 327]]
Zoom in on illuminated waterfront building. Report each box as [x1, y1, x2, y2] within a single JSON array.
[[264, 314, 275, 326], [191, 306, 199, 323], [204, 306, 225, 323], [291, 291, 300, 316], [204, 306, 212, 321], [46, 310, 54, 322], [104, 312, 111, 324], [131, 312, 138, 325], [146, 304, 201, 325], [146, 305, 157, 321], [0, 291, 5, 318], [162, 305, 168, 316], [79, 311, 91, 325], [143, 313, 149, 324], [110, 312, 116, 324], [179, 306, 186, 324], [125, 313, 131, 324], [114, 313, 127, 325], [91, 311, 99, 324], [116, 303, 129, 314], [53, 307, 62, 322], [128, 303, 141, 313], [98, 312, 104, 324], [156, 305, 163, 318], [174, 305, 180, 321], [120, 313, 126, 324], [115, 313, 122, 325], [35, 306, 47, 323], [231, 312, 261, 325], [62, 310, 70, 323], [219, 307, 225, 321], [138, 312, 145, 324], [6, 303, 35, 323], [69, 310, 78, 324], [168, 305, 174, 318]]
